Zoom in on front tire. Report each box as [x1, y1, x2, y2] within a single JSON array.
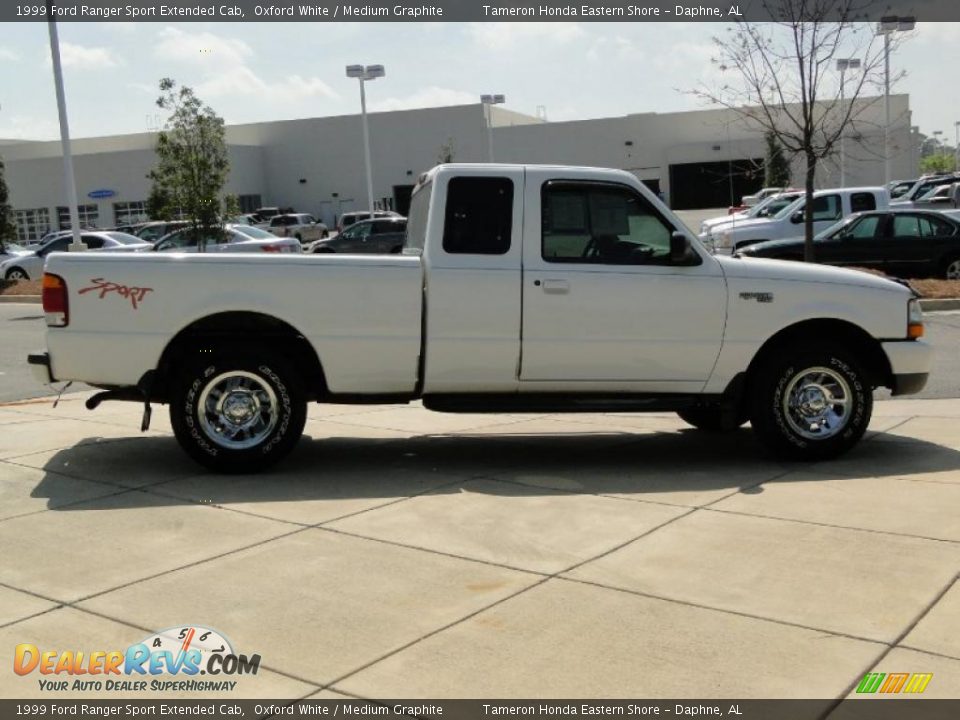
[[750, 349, 871, 460], [5, 268, 29, 281], [170, 351, 306, 472]]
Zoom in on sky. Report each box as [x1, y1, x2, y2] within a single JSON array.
[[0, 21, 958, 142]]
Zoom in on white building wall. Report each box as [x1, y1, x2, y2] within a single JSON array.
[[1, 95, 916, 233]]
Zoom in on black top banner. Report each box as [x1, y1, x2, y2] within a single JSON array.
[[4, 0, 960, 22]]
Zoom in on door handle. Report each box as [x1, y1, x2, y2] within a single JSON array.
[[541, 279, 570, 294]]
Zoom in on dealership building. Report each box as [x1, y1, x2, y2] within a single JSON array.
[[1, 94, 915, 243]]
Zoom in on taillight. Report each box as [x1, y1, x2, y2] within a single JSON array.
[[42, 273, 69, 327], [261, 243, 284, 253]]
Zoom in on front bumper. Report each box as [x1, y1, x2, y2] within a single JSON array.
[[882, 340, 932, 396], [27, 352, 55, 384]]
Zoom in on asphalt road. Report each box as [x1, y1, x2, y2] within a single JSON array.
[[1, 302, 956, 404]]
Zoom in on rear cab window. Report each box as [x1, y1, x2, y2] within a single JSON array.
[[442, 177, 513, 255]]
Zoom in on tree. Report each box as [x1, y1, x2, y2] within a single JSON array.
[[764, 131, 792, 187], [437, 138, 455, 164], [692, 1, 903, 261], [919, 153, 956, 175], [147, 78, 229, 251], [0, 156, 16, 253]]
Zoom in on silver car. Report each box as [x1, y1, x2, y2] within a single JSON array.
[[153, 224, 301, 253], [0, 231, 152, 281]]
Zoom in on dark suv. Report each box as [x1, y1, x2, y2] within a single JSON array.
[[311, 217, 406, 254]]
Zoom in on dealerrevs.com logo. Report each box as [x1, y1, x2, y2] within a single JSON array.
[[13, 625, 260, 692]]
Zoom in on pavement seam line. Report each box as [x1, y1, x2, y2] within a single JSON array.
[[556, 575, 890, 647], [66, 604, 325, 691], [702, 505, 960, 545], [820, 572, 960, 719], [71, 525, 311, 604]]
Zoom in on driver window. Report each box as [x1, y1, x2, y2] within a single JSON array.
[[542, 182, 674, 265], [845, 216, 880, 240]]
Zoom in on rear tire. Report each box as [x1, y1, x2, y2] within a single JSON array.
[[749, 348, 871, 460], [170, 350, 306, 473], [942, 255, 960, 280]]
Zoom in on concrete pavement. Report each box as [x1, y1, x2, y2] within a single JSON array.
[[0, 393, 957, 705]]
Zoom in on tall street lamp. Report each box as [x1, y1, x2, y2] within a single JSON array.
[[954, 121, 960, 172], [480, 94, 505, 162], [876, 16, 915, 185], [836, 58, 861, 188], [346, 64, 385, 213], [45, 0, 85, 251]]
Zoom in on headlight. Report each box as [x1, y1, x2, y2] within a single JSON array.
[[717, 232, 731, 248], [908, 298, 924, 339]]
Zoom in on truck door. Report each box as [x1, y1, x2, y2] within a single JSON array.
[[421, 168, 525, 393], [520, 171, 726, 391]]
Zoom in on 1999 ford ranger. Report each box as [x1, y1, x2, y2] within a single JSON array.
[[30, 164, 931, 472]]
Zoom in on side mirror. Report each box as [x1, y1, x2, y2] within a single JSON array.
[[790, 211, 804, 224], [670, 232, 696, 264]]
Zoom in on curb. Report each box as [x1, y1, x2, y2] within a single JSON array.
[[919, 298, 960, 312], [0, 295, 40, 304]]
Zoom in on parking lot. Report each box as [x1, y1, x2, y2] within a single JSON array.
[[0, 386, 958, 704]]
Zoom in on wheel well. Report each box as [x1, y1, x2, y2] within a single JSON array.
[[152, 311, 327, 401], [744, 319, 892, 398]]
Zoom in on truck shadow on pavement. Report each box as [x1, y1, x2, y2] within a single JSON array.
[[28, 426, 960, 512]]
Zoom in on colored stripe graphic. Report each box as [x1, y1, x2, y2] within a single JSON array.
[[903, 673, 933, 694], [857, 673, 885, 693]]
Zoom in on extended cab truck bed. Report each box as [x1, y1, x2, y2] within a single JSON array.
[[31, 164, 932, 472]]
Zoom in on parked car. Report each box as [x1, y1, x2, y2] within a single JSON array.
[[706, 187, 890, 253], [228, 213, 263, 226], [153, 225, 301, 254], [891, 174, 960, 205], [736, 209, 960, 279], [335, 210, 401, 234], [310, 217, 406, 254], [737, 187, 786, 210], [31, 163, 929, 472], [254, 207, 281, 221], [0, 231, 151, 280], [700, 191, 804, 237], [267, 213, 328, 244], [912, 183, 956, 208], [133, 221, 191, 244], [0, 240, 32, 263], [888, 179, 918, 200]]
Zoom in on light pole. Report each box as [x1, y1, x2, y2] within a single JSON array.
[[46, 0, 85, 251], [836, 58, 861, 188], [954, 121, 959, 172], [911, 125, 920, 175], [346, 64, 385, 213], [876, 16, 915, 185], [480, 94, 505, 162]]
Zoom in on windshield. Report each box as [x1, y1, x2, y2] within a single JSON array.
[[746, 195, 778, 216], [105, 232, 147, 245], [232, 225, 275, 239], [773, 196, 805, 220]]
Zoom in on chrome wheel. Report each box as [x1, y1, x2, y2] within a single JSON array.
[[6, 268, 28, 281], [198, 371, 278, 450], [782, 366, 852, 440], [946, 259, 960, 280]]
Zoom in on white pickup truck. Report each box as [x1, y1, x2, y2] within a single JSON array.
[[30, 164, 931, 472], [705, 187, 890, 254]]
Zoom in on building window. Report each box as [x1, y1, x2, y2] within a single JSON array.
[[15, 208, 51, 243], [57, 204, 99, 230], [114, 201, 149, 226], [238, 194, 262, 213]]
